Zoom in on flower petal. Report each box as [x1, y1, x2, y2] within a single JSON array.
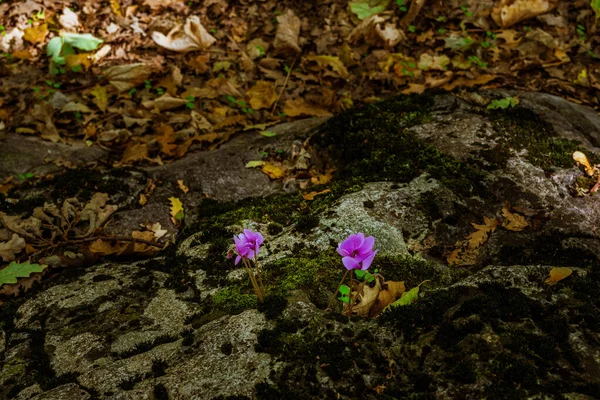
[[342, 256, 360, 270], [235, 255, 242, 265], [337, 245, 350, 257], [360, 250, 377, 270], [358, 235, 375, 255]]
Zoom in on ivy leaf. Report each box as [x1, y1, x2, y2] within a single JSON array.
[[0, 261, 48, 286], [339, 284, 351, 295]]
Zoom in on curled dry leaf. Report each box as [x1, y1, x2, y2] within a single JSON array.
[[348, 14, 403, 47], [59, 7, 80, 31], [177, 180, 189, 194], [0, 177, 14, 195], [572, 151, 594, 176], [0, 234, 26, 262], [142, 94, 188, 112], [491, 0, 557, 28], [104, 63, 152, 92], [273, 9, 301, 55], [152, 16, 216, 53], [344, 276, 406, 318], [302, 189, 331, 201]]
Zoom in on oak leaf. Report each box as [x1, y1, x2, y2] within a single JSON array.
[[0, 234, 26, 262], [23, 23, 48, 44], [501, 203, 528, 231]]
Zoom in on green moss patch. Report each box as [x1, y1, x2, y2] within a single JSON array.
[[487, 107, 600, 171]]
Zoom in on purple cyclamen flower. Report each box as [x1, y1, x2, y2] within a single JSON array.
[[337, 232, 378, 271], [232, 229, 264, 265]]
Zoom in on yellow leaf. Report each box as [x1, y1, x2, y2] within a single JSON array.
[[139, 193, 148, 206], [544, 267, 572, 286], [177, 180, 189, 194], [501, 203, 528, 231], [156, 124, 178, 156], [169, 197, 184, 225], [283, 98, 332, 117], [131, 230, 156, 253], [90, 85, 108, 112], [310, 169, 334, 185], [65, 53, 92, 70], [246, 81, 278, 110], [23, 24, 48, 44], [572, 151, 594, 176], [120, 142, 149, 164], [302, 189, 331, 201], [305, 55, 349, 79], [261, 164, 286, 179], [110, 0, 123, 16], [11, 50, 35, 60]]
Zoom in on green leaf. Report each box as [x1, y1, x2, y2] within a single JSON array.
[[0, 261, 48, 286], [260, 131, 277, 137], [339, 284, 351, 295], [46, 36, 64, 64], [338, 295, 352, 304], [385, 280, 430, 310], [62, 32, 103, 51], [349, 0, 389, 20], [245, 160, 266, 168], [354, 269, 366, 279], [487, 97, 519, 110]]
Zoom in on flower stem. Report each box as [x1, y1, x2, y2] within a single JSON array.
[[242, 258, 262, 301], [327, 269, 349, 311], [254, 259, 266, 295]]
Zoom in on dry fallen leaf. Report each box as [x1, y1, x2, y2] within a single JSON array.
[[0, 234, 26, 262], [261, 164, 286, 179], [104, 63, 152, 92], [305, 55, 349, 79], [283, 98, 332, 117], [152, 16, 216, 53], [0, 177, 14, 195], [491, 0, 556, 28], [544, 267, 572, 286], [23, 23, 48, 44], [177, 180, 189, 194], [572, 151, 594, 176], [467, 216, 498, 250], [302, 189, 331, 201], [502, 203, 528, 231], [273, 9, 301, 55], [143, 94, 188, 112], [246, 81, 278, 110]]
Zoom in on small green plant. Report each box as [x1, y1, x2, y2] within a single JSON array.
[[226, 95, 253, 114], [210, 28, 217, 34], [144, 80, 152, 90], [396, 0, 408, 12], [128, 88, 137, 96], [186, 96, 195, 109], [487, 97, 519, 110], [255, 45, 265, 57], [156, 87, 165, 95], [284, 64, 291, 74], [438, 28, 446, 34], [0, 25, 6, 37], [18, 172, 34, 180], [592, 0, 600, 21], [437, 16, 446, 22], [468, 55, 487, 68], [408, 25, 416, 33], [47, 32, 103, 74], [461, 5, 473, 17], [577, 24, 587, 41]]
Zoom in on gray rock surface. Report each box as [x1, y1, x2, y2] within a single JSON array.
[[1, 92, 600, 399]]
